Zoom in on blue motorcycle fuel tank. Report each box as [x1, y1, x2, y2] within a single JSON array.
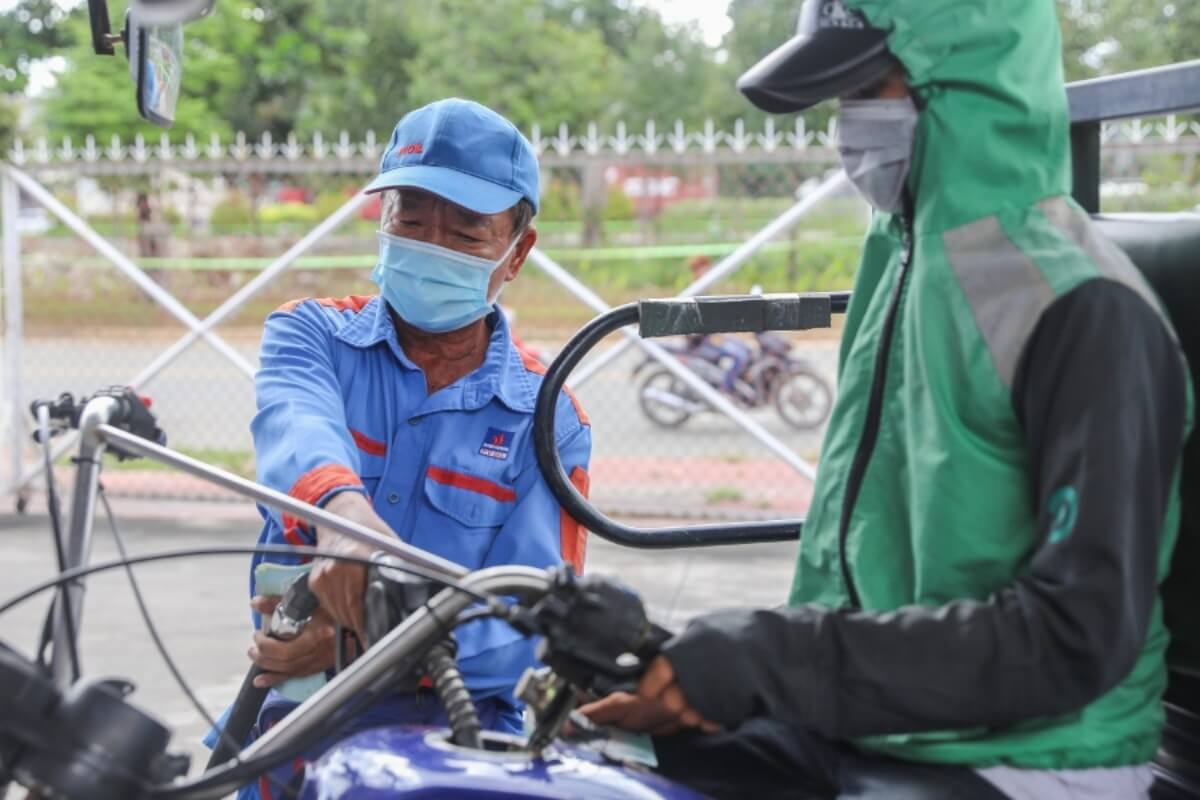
[[299, 728, 708, 799]]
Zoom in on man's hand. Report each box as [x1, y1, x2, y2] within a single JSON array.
[[248, 595, 339, 688], [307, 491, 395, 640], [577, 656, 720, 737]]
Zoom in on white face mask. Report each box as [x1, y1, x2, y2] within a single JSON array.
[[836, 97, 920, 215]]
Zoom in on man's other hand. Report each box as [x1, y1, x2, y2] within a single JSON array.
[[307, 491, 394, 641], [577, 656, 720, 736], [248, 595, 339, 687]]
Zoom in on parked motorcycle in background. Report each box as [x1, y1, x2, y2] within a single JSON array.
[[633, 331, 833, 431]]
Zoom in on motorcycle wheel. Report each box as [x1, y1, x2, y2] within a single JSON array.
[[774, 367, 833, 430], [638, 368, 696, 428]]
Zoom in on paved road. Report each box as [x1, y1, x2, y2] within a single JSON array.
[[0, 501, 798, 790], [16, 332, 838, 463]]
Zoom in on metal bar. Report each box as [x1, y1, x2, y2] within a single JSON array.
[[1, 170, 22, 503], [96, 424, 469, 581], [525, 248, 818, 481], [1071, 122, 1102, 214], [568, 170, 850, 390], [1067, 59, 1200, 124], [51, 395, 119, 686], [4, 166, 257, 378], [125, 191, 368, 391]]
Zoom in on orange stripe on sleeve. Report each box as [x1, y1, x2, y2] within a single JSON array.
[[285, 464, 363, 536], [518, 349, 590, 427], [560, 466, 590, 575], [289, 464, 363, 507], [315, 295, 373, 313], [275, 295, 374, 314], [279, 465, 362, 560]]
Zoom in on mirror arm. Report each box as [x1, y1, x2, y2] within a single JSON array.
[[87, 0, 115, 55]]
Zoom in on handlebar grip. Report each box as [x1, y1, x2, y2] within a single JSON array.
[[638, 294, 832, 338]]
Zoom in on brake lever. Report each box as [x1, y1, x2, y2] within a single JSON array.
[[519, 568, 676, 697]]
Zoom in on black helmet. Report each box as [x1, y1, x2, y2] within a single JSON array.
[[737, 0, 893, 113]]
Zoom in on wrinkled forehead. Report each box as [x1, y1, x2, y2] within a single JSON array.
[[381, 188, 494, 230]]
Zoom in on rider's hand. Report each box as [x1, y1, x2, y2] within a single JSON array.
[[577, 656, 721, 737], [248, 596, 339, 687], [307, 491, 395, 641]]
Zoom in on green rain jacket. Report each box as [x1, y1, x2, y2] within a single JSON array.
[[663, 0, 1192, 771]]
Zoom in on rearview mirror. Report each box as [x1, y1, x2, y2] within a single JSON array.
[[132, 0, 215, 25], [125, 11, 184, 128]]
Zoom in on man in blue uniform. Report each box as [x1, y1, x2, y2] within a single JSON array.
[[226, 98, 592, 796]]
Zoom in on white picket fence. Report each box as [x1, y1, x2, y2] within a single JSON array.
[[8, 115, 1199, 171]]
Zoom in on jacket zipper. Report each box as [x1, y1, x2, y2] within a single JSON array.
[[837, 212, 915, 609]]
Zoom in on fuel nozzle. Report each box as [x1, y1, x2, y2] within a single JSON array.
[[267, 573, 319, 641]]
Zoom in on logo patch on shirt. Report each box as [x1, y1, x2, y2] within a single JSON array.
[[479, 427, 514, 460], [1047, 486, 1079, 544]]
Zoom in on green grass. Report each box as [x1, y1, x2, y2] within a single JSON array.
[[102, 447, 256, 479], [705, 486, 746, 505]]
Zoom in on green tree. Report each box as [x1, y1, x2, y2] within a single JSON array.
[[1058, 0, 1200, 80], [290, 0, 420, 139], [0, 0, 75, 95], [0, 96, 17, 155], [606, 15, 726, 127], [715, 0, 825, 128], [38, 1, 260, 142], [546, 0, 656, 57], [401, 0, 618, 132], [218, 0, 379, 138]]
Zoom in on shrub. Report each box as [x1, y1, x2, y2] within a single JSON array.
[[604, 185, 636, 221], [540, 179, 581, 222], [313, 188, 352, 220], [259, 202, 321, 225], [0, 98, 16, 159], [210, 192, 254, 227]]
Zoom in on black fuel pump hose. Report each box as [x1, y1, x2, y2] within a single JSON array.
[[205, 575, 319, 770], [532, 294, 849, 549]]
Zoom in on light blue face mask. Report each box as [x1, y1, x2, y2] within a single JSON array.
[[371, 231, 520, 333]]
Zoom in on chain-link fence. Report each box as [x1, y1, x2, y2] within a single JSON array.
[[4, 116, 1198, 518]]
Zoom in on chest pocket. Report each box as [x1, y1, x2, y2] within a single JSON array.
[[411, 465, 517, 566]]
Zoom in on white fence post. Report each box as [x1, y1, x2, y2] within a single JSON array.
[[2, 169, 23, 505]]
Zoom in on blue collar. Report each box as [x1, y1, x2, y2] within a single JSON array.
[[335, 296, 537, 414]]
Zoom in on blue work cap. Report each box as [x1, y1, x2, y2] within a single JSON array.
[[364, 98, 540, 216]]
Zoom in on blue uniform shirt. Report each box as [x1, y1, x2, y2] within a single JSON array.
[[248, 294, 591, 721]]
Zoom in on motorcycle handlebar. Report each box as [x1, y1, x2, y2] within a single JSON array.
[[534, 293, 850, 549], [637, 293, 838, 338]]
